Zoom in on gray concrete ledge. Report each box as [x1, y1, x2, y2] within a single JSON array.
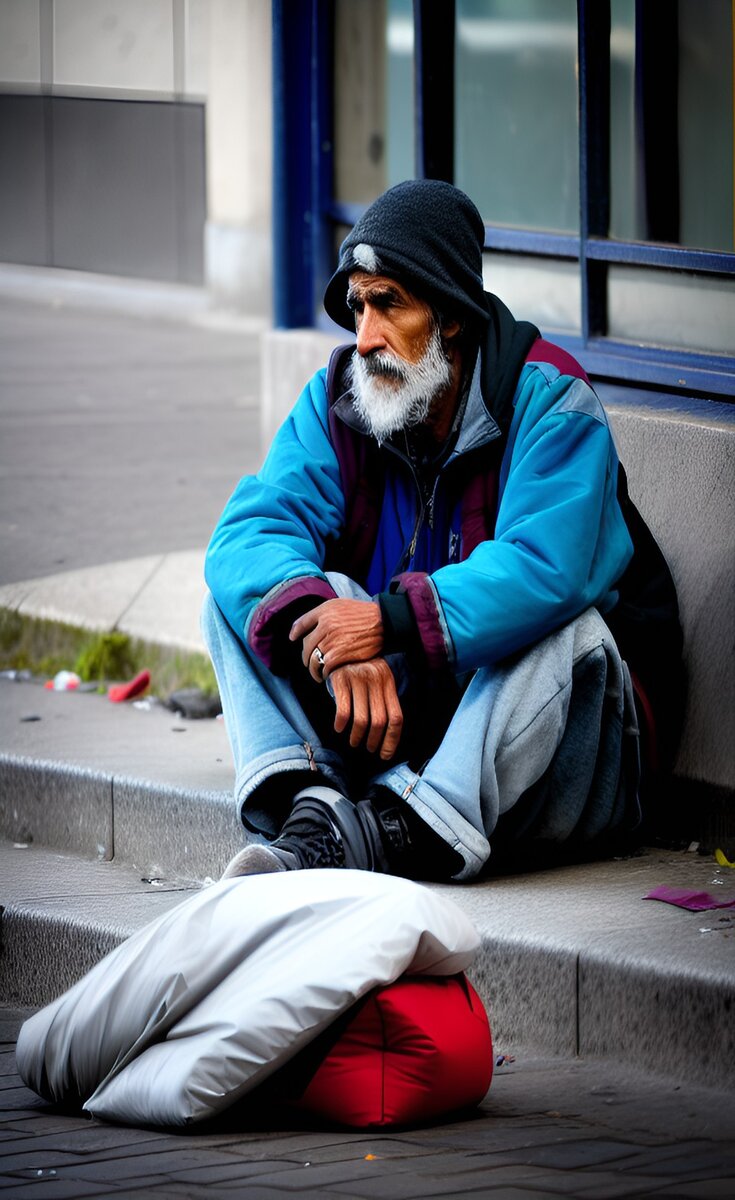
[[0, 550, 209, 655], [1, 840, 733, 1090]]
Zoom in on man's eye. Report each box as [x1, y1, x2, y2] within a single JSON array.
[[372, 293, 399, 311]]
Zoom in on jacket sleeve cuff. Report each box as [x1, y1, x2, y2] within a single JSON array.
[[247, 576, 338, 673], [377, 591, 421, 659], [388, 573, 455, 671]]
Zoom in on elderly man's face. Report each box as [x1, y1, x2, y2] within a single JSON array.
[[346, 271, 456, 439], [347, 271, 434, 364]]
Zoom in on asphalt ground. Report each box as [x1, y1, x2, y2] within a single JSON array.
[[0, 287, 261, 585]]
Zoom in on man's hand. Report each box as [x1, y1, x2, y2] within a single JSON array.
[[290, 598, 383, 682], [329, 658, 403, 760]]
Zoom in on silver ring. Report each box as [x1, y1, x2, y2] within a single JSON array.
[[312, 646, 326, 670]]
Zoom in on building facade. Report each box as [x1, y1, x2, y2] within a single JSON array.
[[1, 0, 733, 819], [0, 0, 272, 311]]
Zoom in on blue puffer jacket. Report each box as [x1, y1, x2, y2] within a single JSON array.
[[205, 337, 633, 677]]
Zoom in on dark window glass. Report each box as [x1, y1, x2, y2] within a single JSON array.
[[454, 0, 579, 233], [610, 0, 734, 252], [333, 0, 414, 206]]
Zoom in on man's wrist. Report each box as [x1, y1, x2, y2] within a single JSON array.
[[377, 591, 420, 657]]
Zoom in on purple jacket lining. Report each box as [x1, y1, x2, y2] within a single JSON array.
[[248, 576, 337, 668]]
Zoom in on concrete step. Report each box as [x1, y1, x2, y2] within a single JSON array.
[[1, 677, 734, 1090]]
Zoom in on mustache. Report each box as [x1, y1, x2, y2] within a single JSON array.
[[360, 350, 410, 381]]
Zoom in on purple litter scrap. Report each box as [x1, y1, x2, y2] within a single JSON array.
[[644, 885, 735, 912]]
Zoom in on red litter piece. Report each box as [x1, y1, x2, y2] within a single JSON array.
[[108, 670, 151, 703]]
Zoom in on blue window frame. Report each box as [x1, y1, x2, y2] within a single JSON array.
[[273, 0, 735, 397]]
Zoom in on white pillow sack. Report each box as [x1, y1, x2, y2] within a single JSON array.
[[16, 870, 479, 1127]]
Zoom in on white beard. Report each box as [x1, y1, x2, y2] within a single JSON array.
[[347, 325, 452, 441]]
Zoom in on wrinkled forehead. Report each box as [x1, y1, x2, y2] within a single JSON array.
[[346, 270, 429, 311]]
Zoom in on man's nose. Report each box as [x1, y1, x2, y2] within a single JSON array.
[[355, 306, 386, 357]]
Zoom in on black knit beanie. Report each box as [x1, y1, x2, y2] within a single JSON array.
[[323, 179, 489, 331]]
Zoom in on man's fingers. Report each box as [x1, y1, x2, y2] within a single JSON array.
[[289, 608, 319, 642], [379, 694, 404, 760], [348, 677, 369, 748], [329, 661, 403, 759], [330, 671, 351, 734], [365, 693, 387, 754]]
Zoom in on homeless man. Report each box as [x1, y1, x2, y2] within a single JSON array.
[[203, 180, 683, 883]]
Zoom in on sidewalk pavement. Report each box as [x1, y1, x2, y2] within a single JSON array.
[[2, 999, 734, 1200], [1, 266, 734, 1195], [0, 550, 209, 655]]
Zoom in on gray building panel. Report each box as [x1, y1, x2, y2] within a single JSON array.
[[0, 93, 205, 284], [0, 94, 49, 265]]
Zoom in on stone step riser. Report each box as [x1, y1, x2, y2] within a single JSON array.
[[2, 849, 732, 1092]]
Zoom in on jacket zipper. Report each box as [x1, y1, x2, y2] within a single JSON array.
[[382, 441, 425, 575], [383, 442, 466, 574]]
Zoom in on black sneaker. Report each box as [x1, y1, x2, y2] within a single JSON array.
[[220, 786, 389, 878], [220, 785, 462, 881]]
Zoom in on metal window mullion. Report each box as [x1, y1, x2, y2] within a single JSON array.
[[311, 0, 335, 325], [272, 0, 314, 328], [578, 0, 611, 341], [586, 238, 735, 274], [414, 0, 455, 181]]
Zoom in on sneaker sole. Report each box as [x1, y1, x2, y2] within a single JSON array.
[[220, 844, 291, 878]]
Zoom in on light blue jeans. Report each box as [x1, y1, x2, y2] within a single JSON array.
[[202, 577, 640, 881]]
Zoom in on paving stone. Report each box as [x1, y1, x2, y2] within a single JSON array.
[[0, 1114, 90, 1133], [2, 1006, 735, 1200], [236, 1156, 431, 1190], [609, 1141, 727, 1174], [624, 1148, 735, 1179], [0, 1150, 90, 1172], [0, 1051, 18, 1076], [0, 1176, 113, 1198], [0, 1108, 47, 1125], [522, 1168, 674, 1197], [0, 1089, 43, 1113], [322, 1162, 562, 1198], [156, 1159, 303, 1185], [58, 1132, 235, 1163], [0, 1076, 31, 1092], [649, 1182, 735, 1198], [206, 1188, 336, 1200], [112, 1184, 217, 1200], [0, 1127, 168, 1157], [49, 1147, 268, 1183], [574, 1177, 694, 1200], [506, 1137, 645, 1170]]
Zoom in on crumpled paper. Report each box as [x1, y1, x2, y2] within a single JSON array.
[[643, 885, 735, 912]]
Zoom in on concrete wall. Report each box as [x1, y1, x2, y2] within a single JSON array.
[[602, 389, 735, 795], [261, 329, 735, 802], [205, 0, 272, 313], [0, 0, 272, 311]]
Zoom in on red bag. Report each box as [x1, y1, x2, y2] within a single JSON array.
[[281, 974, 493, 1128]]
